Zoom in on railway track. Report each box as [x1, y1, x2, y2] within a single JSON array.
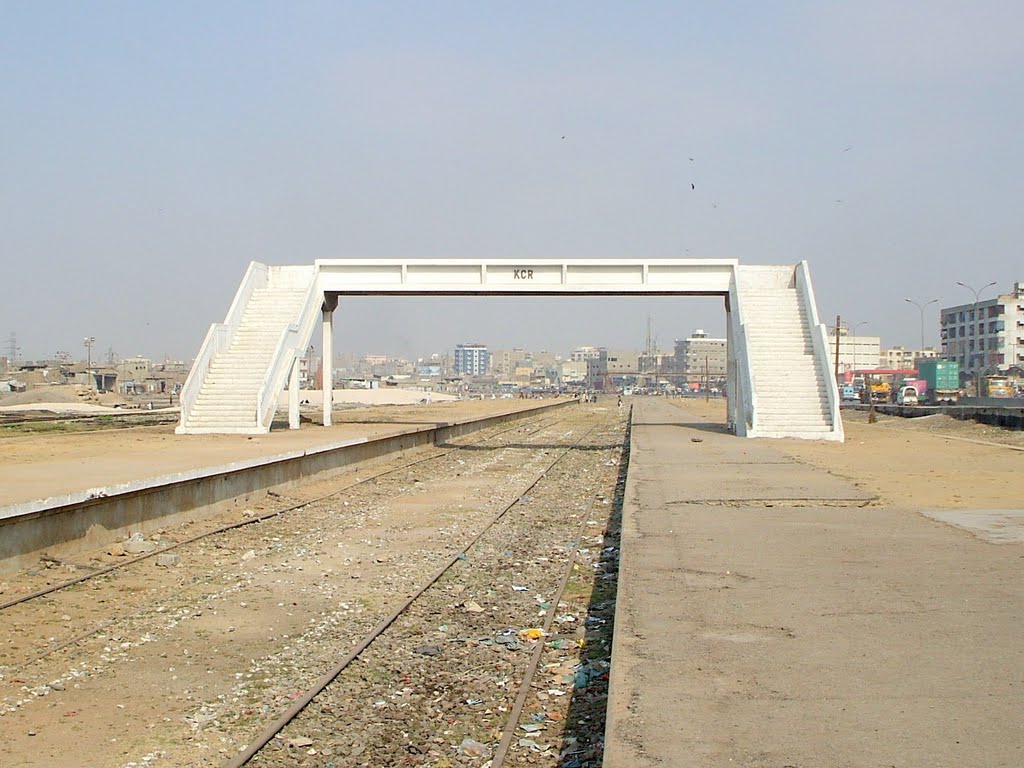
[[0, 410, 180, 432], [0, 406, 627, 768], [0, 414, 565, 612]]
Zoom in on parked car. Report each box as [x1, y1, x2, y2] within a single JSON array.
[[841, 384, 859, 402]]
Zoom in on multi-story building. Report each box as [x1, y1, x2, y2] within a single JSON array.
[[560, 360, 587, 385], [674, 330, 727, 381], [585, 349, 641, 389], [117, 356, 151, 380], [825, 329, 881, 374], [454, 343, 490, 376], [940, 281, 1024, 376], [490, 348, 529, 378], [570, 346, 603, 363], [882, 347, 937, 370]]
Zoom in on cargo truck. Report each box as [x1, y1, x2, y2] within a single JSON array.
[[917, 360, 960, 404], [981, 375, 1013, 398]]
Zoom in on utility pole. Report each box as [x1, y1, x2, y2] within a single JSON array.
[[84, 336, 95, 390], [4, 332, 18, 365], [705, 355, 710, 402], [834, 315, 841, 382]]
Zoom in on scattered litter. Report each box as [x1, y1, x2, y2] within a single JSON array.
[[511, 585, 528, 591], [412, 645, 442, 657], [463, 601, 485, 613], [494, 633, 521, 648], [123, 532, 157, 555], [287, 737, 313, 749], [518, 737, 550, 752], [458, 738, 492, 759], [519, 628, 544, 641], [690, 437, 703, 443]]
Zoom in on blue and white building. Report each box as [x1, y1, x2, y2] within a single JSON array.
[[454, 343, 491, 376]]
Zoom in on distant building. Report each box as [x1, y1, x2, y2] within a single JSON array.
[[570, 346, 603, 363], [560, 360, 587, 385], [454, 343, 490, 376], [117, 356, 151, 380], [585, 349, 639, 389], [490, 348, 529, 377], [882, 347, 937, 370], [826, 329, 881, 373], [940, 281, 1024, 376], [674, 330, 727, 382], [299, 348, 321, 388]]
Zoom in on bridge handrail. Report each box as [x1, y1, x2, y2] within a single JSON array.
[[730, 274, 757, 432], [256, 268, 321, 430], [795, 260, 843, 440], [178, 261, 268, 427]]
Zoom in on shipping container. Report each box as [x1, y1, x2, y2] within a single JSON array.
[[917, 360, 959, 392]]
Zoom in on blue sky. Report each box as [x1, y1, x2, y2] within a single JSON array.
[[2, 2, 1022, 361]]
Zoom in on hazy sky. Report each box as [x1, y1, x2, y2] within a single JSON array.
[[3, 2, 1022, 363]]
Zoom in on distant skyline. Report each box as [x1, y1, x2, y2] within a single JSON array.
[[3, 3, 1022, 362]]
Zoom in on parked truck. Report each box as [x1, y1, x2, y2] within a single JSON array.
[[981, 375, 1013, 398], [917, 360, 960, 404]]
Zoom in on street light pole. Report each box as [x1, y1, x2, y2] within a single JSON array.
[[83, 336, 95, 391], [848, 321, 868, 376], [956, 280, 997, 381], [904, 298, 937, 354]]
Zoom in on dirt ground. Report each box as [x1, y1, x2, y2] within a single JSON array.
[[679, 397, 1023, 509], [0, 399, 565, 507]]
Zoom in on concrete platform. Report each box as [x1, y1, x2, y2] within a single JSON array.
[[0, 399, 553, 508], [605, 398, 1023, 767], [0, 399, 571, 574]]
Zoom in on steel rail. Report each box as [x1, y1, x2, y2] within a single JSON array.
[[0, 415, 562, 613], [223, 420, 606, 768], [490, 408, 630, 767]]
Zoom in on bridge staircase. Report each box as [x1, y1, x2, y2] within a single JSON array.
[[731, 263, 843, 441], [176, 263, 319, 434]]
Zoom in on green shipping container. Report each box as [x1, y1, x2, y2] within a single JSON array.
[[917, 360, 959, 391]]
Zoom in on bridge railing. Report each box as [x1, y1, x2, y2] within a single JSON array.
[[177, 261, 268, 431], [795, 260, 844, 441], [729, 277, 757, 434], [256, 267, 321, 431]]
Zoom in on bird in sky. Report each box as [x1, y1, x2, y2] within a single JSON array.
[[842, 145, 853, 152], [691, 183, 695, 190]]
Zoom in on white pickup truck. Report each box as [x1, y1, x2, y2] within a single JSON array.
[[896, 385, 919, 406]]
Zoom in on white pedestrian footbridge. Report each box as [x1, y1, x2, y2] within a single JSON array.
[[176, 259, 843, 441]]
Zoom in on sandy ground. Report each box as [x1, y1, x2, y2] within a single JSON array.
[[0, 398, 565, 507], [677, 397, 1024, 509], [0, 386, 461, 415]]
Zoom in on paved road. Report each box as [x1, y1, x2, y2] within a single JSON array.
[[605, 398, 1023, 767]]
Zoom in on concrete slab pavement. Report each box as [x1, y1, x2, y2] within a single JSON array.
[[604, 398, 1023, 767]]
